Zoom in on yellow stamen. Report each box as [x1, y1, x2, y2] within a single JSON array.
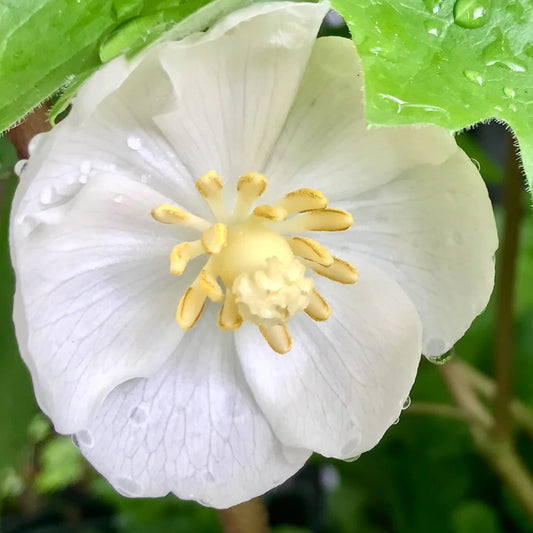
[[253, 205, 288, 221], [151, 203, 210, 231], [305, 289, 331, 321], [259, 324, 292, 355], [272, 208, 353, 234], [176, 285, 206, 330], [234, 172, 268, 217], [218, 290, 243, 331], [170, 241, 205, 275], [196, 170, 226, 219], [201, 223, 228, 254], [310, 257, 359, 284], [199, 269, 224, 302], [276, 188, 328, 214], [287, 236, 333, 267]]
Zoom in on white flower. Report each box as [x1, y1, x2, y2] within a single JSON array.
[[10, 1, 497, 509]]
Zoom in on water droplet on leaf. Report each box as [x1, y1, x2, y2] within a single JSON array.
[[424, 0, 443, 14], [463, 70, 484, 85], [482, 29, 527, 72], [503, 87, 516, 98], [453, 0, 490, 29]]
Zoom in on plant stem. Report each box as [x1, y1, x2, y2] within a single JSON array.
[[218, 498, 270, 533], [406, 402, 466, 420], [6, 105, 51, 159], [493, 133, 524, 441]]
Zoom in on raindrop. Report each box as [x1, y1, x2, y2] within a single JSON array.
[[80, 161, 91, 174], [453, 0, 490, 29], [423, 0, 443, 14], [343, 454, 361, 463], [127, 135, 142, 150], [71, 435, 79, 448], [14, 159, 27, 177], [76, 429, 94, 448], [471, 158, 481, 171], [508, 103, 518, 112], [429, 349, 454, 365], [423, 20, 441, 37], [40, 186, 58, 205], [129, 406, 147, 424], [463, 70, 484, 85], [503, 87, 516, 98], [402, 396, 411, 410], [392, 417, 400, 425], [482, 30, 527, 72], [116, 477, 142, 497]]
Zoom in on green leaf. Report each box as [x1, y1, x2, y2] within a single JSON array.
[[331, 0, 533, 192]]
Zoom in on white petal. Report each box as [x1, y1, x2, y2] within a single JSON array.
[[11, 175, 197, 432], [77, 308, 310, 509], [322, 150, 498, 358], [153, 1, 330, 191], [262, 36, 456, 203], [235, 263, 421, 458]]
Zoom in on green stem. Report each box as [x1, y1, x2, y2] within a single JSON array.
[[217, 498, 270, 533], [493, 134, 524, 441]]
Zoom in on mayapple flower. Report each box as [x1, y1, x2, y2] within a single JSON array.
[[10, 1, 497, 509]]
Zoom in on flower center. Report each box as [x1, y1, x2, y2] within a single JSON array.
[[151, 171, 358, 354]]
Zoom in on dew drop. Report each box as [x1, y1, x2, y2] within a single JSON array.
[[129, 406, 147, 425], [402, 396, 412, 410], [127, 135, 142, 150], [482, 30, 527, 72], [40, 186, 58, 205], [77, 429, 94, 448], [14, 159, 27, 177], [503, 87, 516, 98], [471, 158, 481, 171], [453, 0, 490, 29], [463, 70, 484, 85], [423, 20, 441, 37], [343, 454, 361, 463], [71, 435, 79, 448], [80, 161, 91, 174], [423, 0, 443, 14], [392, 416, 400, 425], [116, 477, 142, 497], [429, 349, 454, 365], [508, 103, 518, 112]]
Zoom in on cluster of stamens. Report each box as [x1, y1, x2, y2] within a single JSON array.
[[151, 171, 358, 354]]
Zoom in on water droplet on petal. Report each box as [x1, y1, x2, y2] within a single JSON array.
[[463, 70, 484, 85], [77, 429, 94, 448], [129, 406, 147, 425], [80, 161, 91, 174], [40, 186, 58, 205], [78, 174, 88, 184], [116, 477, 142, 497], [71, 435, 79, 448], [429, 349, 454, 365], [343, 454, 361, 463], [471, 158, 481, 171], [14, 159, 27, 177], [392, 417, 400, 425], [453, 0, 490, 29], [127, 135, 142, 150], [402, 396, 412, 410]]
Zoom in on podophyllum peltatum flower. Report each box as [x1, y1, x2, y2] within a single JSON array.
[[10, 1, 497, 508]]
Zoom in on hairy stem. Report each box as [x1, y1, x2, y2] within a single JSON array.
[[218, 498, 270, 533], [493, 134, 524, 441]]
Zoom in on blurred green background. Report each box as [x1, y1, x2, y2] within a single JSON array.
[[1, 117, 533, 533]]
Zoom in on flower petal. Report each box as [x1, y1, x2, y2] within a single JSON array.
[[263, 36, 456, 203], [11, 175, 197, 433], [322, 150, 497, 358], [235, 262, 421, 458], [76, 308, 310, 509], [153, 1, 329, 189]]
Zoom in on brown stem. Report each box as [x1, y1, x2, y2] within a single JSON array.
[[6, 105, 51, 160], [406, 401, 466, 420], [493, 134, 524, 441], [217, 498, 270, 533]]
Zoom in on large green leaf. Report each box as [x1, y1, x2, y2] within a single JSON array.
[[331, 0, 533, 191]]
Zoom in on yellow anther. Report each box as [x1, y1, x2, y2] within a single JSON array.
[[176, 285, 206, 330], [253, 205, 288, 221], [151, 204, 189, 224], [201, 223, 228, 254], [234, 172, 268, 217], [199, 269, 224, 302], [196, 170, 226, 219], [305, 289, 331, 321], [287, 236, 333, 267], [276, 188, 328, 214], [272, 208, 353, 234], [218, 290, 243, 331], [259, 324, 292, 355], [311, 257, 359, 284], [170, 241, 205, 275]]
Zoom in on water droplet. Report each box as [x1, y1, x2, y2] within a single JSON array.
[[116, 477, 142, 497], [429, 349, 454, 365], [127, 135, 142, 150], [76, 429, 94, 448], [453, 0, 490, 29], [343, 454, 361, 463], [71, 435, 79, 448], [423, 20, 442, 37], [506, 1, 525, 23], [78, 174, 88, 184], [471, 158, 481, 171], [402, 396, 411, 410], [40, 186, 58, 205], [392, 417, 400, 425], [463, 70, 484, 85], [482, 29, 527, 72], [14, 159, 27, 177], [379, 93, 449, 116], [503, 87, 516, 98], [423, 0, 443, 14], [80, 161, 91, 174], [129, 406, 147, 424], [508, 103, 518, 112]]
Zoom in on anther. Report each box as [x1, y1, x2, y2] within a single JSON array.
[[201, 223, 228, 254], [176, 284, 206, 329], [305, 289, 331, 321], [199, 269, 224, 302], [151, 203, 211, 231], [288, 237, 333, 267], [218, 290, 243, 331], [310, 257, 359, 284], [195, 170, 226, 219], [272, 208, 353, 234], [276, 188, 328, 214], [234, 172, 268, 217], [170, 241, 205, 275], [253, 205, 288, 221], [259, 324, 292, 355]]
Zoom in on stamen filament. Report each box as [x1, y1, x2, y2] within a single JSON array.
[[287, 236, 333, 267], [234, 172, 267, 217], [201, 223, 228, 254], [218, 290, 243, 331], [259, 324, 292, 355], [152, 203, 211, 231], [308, 256, 359, 284], [305, 289, 331, 321], [196, 170, 227, 220], [276, 188, 328, 214], [270, 208, 353, 234], [176, 284, 206, 329], [170, 241, 205, 275]]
